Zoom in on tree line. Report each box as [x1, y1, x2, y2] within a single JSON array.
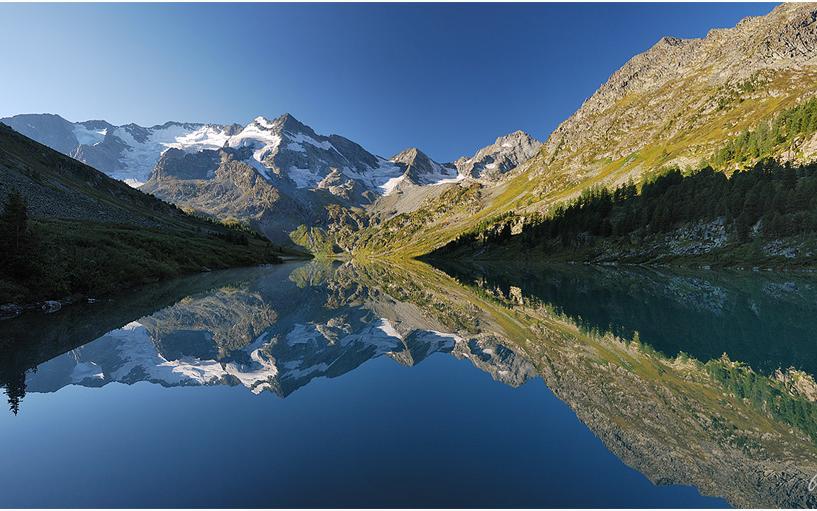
[[438, 158, 817, 254], [712, 97, 817, 167]]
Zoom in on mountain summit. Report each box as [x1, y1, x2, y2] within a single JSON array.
[[3, 111, 539, 249], [454, 130, 541, 181]]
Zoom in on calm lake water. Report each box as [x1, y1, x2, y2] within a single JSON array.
[[1, 260, 817, 508]]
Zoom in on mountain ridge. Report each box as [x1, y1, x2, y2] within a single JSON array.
[[2, 111, 541, 250], [10, 5, 817, 259], [367, 2, 817, 258]]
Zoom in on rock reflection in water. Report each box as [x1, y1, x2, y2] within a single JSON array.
[[2, 259, 817, 507]]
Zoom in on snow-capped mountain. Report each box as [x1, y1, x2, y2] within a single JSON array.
[[143, 113, 473, 200], [384, 147, 463, 194], [2, 112, 418, 195], [2, 112, 539, 194], [1, 111, 541, 249], [0, 113, 241, 187], [215, 114, 409, 196]]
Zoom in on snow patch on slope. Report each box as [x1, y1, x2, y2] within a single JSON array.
[[168, 126, 231, 152], [73, 125, 107, 146], [111, 124, 233, 184], [285, 131, 334, 152], [287, 167, 324, 188]]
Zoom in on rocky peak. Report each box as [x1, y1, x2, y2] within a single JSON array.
[[250, 113, 311, 136], [454, 130, 541, 181], [276, 112, 307, 130], [389, 147, 458, 185], [390, 147, 431, 167], [495, 130, 539, 149]]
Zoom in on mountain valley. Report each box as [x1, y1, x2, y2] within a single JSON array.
[[6, 4, 817, 287]]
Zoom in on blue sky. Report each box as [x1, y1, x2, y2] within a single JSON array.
[[0, 3, 775, 162]]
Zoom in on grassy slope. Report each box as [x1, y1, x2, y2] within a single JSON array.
[[0, 124, 298, 304], [365, 69, 817, 259], [0, 220, 285, 303]]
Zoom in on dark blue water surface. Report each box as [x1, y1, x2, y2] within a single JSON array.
[[0, 352, 724, 508], [6, 259, 814, 508]]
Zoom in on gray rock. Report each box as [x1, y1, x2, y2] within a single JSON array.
[[454, 130, 542, 181]]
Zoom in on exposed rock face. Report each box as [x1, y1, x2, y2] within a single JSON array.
[[150, 147, 223, 181], [390, 147, 460, 185], [454, 130, 542, 181], [144, 150, 308, 244], [136, 114, 398, 244]]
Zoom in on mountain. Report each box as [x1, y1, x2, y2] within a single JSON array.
[[2, 111, 540, 250], [531, 3, 817, 193], [9, 5, 817, 260], [0, 123, 287, 304], [139, 113, 408, 244], [0, 113, 242, 187], [388, 147, 461, 189], [454, 130, 542, 181], [402, 3, 817, 258]]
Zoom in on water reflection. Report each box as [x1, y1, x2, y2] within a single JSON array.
[[2, 259, 817, 507], [436, 260, 817, 377], [4, 262, 535, 405]]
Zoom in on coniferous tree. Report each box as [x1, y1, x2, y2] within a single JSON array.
[[3, 372, 26, 416]]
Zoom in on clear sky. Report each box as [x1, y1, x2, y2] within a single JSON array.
[[0, 2, 775, 162]]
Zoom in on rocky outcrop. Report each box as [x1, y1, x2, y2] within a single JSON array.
[[150, 147, 223, 181], [454, 130, 542, 181]]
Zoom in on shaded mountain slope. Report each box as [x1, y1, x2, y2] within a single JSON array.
[[0, 123, 288, 305]]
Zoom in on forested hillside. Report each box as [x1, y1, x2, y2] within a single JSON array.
[[430, 158, 817, 267]]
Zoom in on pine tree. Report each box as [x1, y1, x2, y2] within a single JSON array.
[[3, 372, 26, 416]]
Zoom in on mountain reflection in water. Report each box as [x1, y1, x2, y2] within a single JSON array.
[[1, 259, 817, 508]]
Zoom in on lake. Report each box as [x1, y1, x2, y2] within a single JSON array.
[[1, 260, 816, 508]]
